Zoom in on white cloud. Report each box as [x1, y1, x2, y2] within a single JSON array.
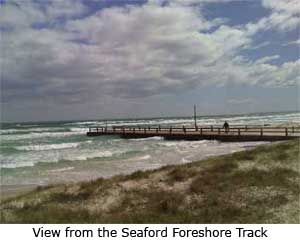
[[228, 98, 256, 105], [255, 55, 280, 64], [250, 41, 270, 50], [44, 0, 88, 19], [247, 0, 300, 34], [285, 39, 300, 45], [262, 0, 299, 15], [0, 0, 87, 29], [149, 0, 235, 5], [0, 1, 45, 28], [1, 0, 299, 106]]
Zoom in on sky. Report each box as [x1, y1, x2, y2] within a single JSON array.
[[0, 0, 299, 122]]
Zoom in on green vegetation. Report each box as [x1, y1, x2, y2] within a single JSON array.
[[1, 139, 299, 223]]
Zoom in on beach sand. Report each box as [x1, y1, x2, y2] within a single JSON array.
[[1, 184, 38, 199]]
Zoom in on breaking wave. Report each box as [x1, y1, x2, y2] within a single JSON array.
[[129, 136, 164, 141], [16, 142, 81, 151], [1, 131, 84, 141]]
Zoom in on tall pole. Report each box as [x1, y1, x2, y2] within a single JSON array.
[[194, 104, 197, 128]]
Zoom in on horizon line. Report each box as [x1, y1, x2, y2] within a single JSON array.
[[1, 110, 299, 124]]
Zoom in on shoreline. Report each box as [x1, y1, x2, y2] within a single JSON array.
[[0, 140, 271, 199], [1, 139, 299, 223]]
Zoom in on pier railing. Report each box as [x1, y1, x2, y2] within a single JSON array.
[[87, 125, 300, 137]]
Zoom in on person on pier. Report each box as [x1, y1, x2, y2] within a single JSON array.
[[223, 121, 229, 133]]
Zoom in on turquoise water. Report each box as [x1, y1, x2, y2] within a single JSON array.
[[0, 111, 299, 190]]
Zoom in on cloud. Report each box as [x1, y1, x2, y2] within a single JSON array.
[[284, 39, 300, 46], [255, 55, 280, 64], [262, 0, 299, 14], [0, 0, 88, 29], [228, 98, 256, 105], [250, 41, 270, 50], [44, 0, 88, 19], [1, 0, 299, 108], [0, 1, 45, 28], [149, 0, 235, 5], [247, 0, 300, 34]]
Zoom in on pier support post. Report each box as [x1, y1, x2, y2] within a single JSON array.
[[238, 128, 240, 136], [285, 128, 288, 136], [218, 128, 220, 134], [260, 128, 263, 136], [169, 126, 172, 134], [200, 128, 202, 135], [211, 126, 213, 132]]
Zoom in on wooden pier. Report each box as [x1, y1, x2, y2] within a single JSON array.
[[86, 125, 300, 142]]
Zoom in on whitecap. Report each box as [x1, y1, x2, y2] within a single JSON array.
[[16, 142, 81, 151], [0, 129, 20, 134], [68, 150, 115, 161], [129, 136, 164, 141], [70, 127, 88, 133], [136, 155, 151, 160], [47, 167, 75, 173], [1, 131, 83, 141]]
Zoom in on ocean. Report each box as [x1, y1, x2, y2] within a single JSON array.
[[1, 111, 299, 194]]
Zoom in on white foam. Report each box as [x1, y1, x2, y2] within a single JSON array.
[[70, 127, 88, 133], [47, 167, 75, 173], [0, 129, 20, 134], [0, 148, 125, 169], [1, 131, 83, 141], [130, 136, 164, 141], [72, 150, 114, 161], [0, 127, 69, 135], [160, 140, 217, 147], [64, 121, 99, 126], [16, 124, 39, 127], [181, 157, 191, 163], [136, 155, 151, 160], [16, 142, 81, 151]]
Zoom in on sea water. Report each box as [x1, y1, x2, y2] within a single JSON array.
[[0, 111, 299, 193]]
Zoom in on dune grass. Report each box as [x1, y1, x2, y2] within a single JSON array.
[[1, 139, 299, 223]]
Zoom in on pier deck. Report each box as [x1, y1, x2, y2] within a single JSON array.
[[86, 125, 300, 142]]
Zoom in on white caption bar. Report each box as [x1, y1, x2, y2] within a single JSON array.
[[0, 224, 299, 242]]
